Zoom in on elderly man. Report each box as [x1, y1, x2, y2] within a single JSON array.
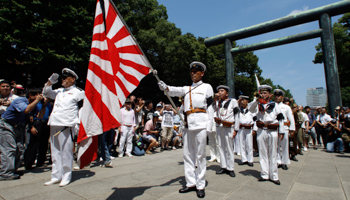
[[214, 85, 239, 177], [0, 88, 46, 180], [249, 85, 285, 185], [158, 61, 214, 198], [0, 80, 18, 116], [43, 68, 84, 187], [273, 89, 295, 170], [316, 107, 333, 148]]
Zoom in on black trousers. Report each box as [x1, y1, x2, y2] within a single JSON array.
[[24, 120, 50, 169]]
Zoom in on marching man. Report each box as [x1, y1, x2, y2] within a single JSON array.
[[249, 85, 285, 185], [237, 95, 256, 167], [158, 61, 214, 198], [43, 68, 84, 187], [214, 85, 240, 177], [118, 98, 136, 158], [273, 89, 295, 170]]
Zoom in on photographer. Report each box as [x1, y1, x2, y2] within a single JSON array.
[[327, 119, 344, 154], [142, 113, 161, 154]]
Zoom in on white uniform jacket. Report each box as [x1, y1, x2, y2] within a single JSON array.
[[43, 85, 85, 127], [239, 107, 255, 126], [167, 80, 214, 131], [214, 98, 240, 131], [277, 102, 295, 131]]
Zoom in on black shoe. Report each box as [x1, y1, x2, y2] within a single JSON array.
[[258, 177, 269, 182], [216, 168, 227, 174], [278, 164, 282, 168], [299, 151, 303, 155], [0, 174, 20, 181], [179, 186, 196, 193], [270, 179, 281, 185], [14, 171, 24, 176], [196, 189, 205, 198], [281, 164, 288, 170], [248, 162, 254, 167], [314, 147, 318, 150], [339, 151, 345, 154], [165, 147, 170, 150], [291, 156, 298, 162], [227, 170, 236, 177], [239, 161, 248, 165], [160, 147, 164, 152]]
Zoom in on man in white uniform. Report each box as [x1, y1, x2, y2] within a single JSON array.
[[273, 89, 295, 170], [214, 85, 239, 177], [237, 95, 256, 167], [249, 85, 285, 185], [118, 98, 136, 158], [158, 61, 214, 198], [43, 68, 84, 187]]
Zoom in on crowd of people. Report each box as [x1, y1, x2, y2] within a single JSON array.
[[0, 63, 349, 198]]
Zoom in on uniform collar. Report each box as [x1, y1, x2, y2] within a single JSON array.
[[192, 80, 203, 87], [63, 85, 76, 91]]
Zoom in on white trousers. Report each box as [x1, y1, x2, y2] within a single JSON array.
[[50, 126, 73, 183], [207, 131, 220, 160], [234, 130, 241, 154], [239, 128, 253, 163], [277, 128, 290, 165], [216, 126, 235, 171], [119, 126, 134, 155], [183, 128, 207, 189], [257, 128, 279, 181]]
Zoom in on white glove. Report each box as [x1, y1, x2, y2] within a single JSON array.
[[158, 81, 167, 91], [48, 73, 60, 84]]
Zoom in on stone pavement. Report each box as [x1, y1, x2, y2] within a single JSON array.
[[0, 146, 349, 200]]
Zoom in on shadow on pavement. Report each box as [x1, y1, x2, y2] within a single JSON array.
[[71, 170, 95, 183], [206, 165, 221, 172], [107, 176, 185, 200], [238, 169, 261, 179]]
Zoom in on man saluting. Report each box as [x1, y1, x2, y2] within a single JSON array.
[[158, 61, 214, 198]]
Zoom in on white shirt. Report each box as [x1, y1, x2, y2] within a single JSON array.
[[0, 93, 18, 116], [161, 110, 174, 128], [239, 107, 255, 125], [167, 80, 214, 131], [214, 98, 240, 131], [43, 85, 85, 127], [301, 112, 309, 129], [277, 102, 295, 131], [121, 107, 136, 127], [316, 113, 333, 125]]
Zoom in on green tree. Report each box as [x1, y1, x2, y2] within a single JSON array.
[[313, 13, 350, 106]]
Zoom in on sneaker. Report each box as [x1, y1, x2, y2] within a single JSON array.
[[0, 174, 20, 181], [118, 154, 123, 158], [125, 153, 133, 157], [172, 146, 177, 150], [303, 147, 308, 151], [44, 179, 61, 186], [105, 161, 113, 167], [59, 180, 70, 187], [73, 166, 80, 170], [160, 147, 165, 151], [110, 156, 116, 160]]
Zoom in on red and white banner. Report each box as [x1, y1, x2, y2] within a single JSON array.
[[77, 0, 151, 168]]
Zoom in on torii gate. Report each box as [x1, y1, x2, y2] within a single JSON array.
[[204, 0, 350, 117]]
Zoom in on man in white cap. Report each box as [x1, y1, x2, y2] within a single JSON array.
[[158, 61, 214, 198], [249, 85, 285, 185], [42, 68, 84, 187], [214, 85, 239, 177], [237, 95, 256, 167], [273, 89, 295, 170]]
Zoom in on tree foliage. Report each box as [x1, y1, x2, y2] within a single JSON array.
[[0, 0, 291, 104], [313, 13, 350, 106]]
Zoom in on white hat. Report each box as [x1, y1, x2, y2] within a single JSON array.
[[216, 85, 229, 92], [259, 85, 272, 92], [273, 89, 285, 96], [62, 68, 79, 80], [190, 61, 206, 71], [239, 95, 249, 99]]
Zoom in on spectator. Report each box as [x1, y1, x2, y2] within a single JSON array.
[[298, 105, 309, 152], [160, 104, 177, 151], [15, 84, 25, 96], [10, 81, 17, 94], [0, 88, 46, 180], [135, 97, 145, 133], [0, 80, 18, 116], [142, 100, 154, 127], [24, 99, 53, 170], [172, 126, 182, 149], [118, 98, 136, 158], [316, 107, 333, 148], [326, 119, 344, 154], [305, 106, 318, 150], [142, 113, 160, 154], [98, 129, 115, 167], [290, 104, 301, 161], [314, 106, 323, 146]]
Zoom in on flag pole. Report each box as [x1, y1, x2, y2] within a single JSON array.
[[108, 0, 186, 125]]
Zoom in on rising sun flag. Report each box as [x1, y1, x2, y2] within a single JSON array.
[[77, 0, 151, 168]]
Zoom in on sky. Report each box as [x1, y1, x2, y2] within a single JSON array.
[[157, 0, 343, 106]]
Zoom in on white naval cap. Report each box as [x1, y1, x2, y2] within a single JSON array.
[[238, 95, 249, 100], [190, 61, 206, 72], [259, 84, 272, 92], [216, 85, 229, 92], [273, 89, 285, 96], [62, 68, 79, 80]]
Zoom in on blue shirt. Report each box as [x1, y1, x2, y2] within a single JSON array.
[[33, 102, 52, 121], [2, 97, 38, 125], [308, 113, 316, 126], [173, 114, 181, 124]]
